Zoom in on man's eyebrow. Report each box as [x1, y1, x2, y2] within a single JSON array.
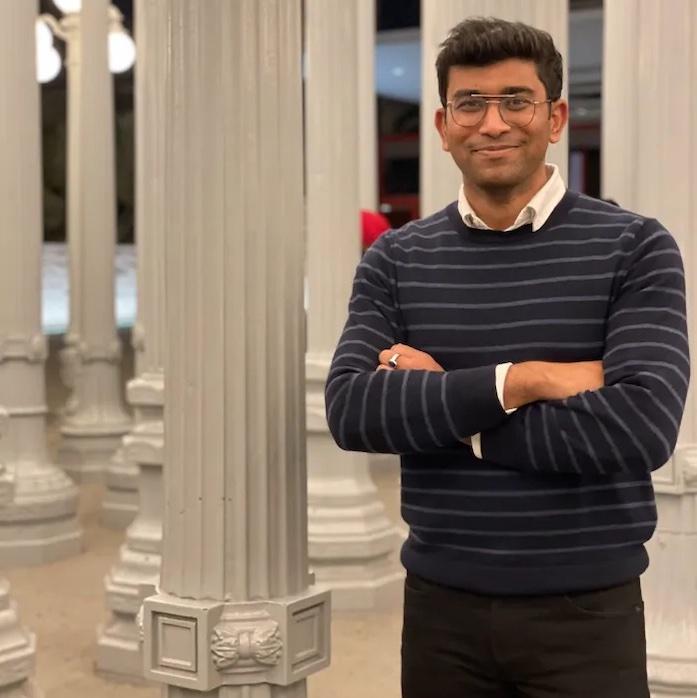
[[451, 86, 535, 98], [499, 86, 535, 95]]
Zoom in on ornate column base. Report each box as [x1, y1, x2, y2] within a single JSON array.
[[97, 577, 157, 682], [645, 447, 697, 697], [56, 342, 131, 483], [0, 464, 81, 566], [0, 364, 82, 564], [96, 543, 160, 679], [307, 479, 404, 610], [0, 581, 39, 697], [97, 378, 164, 679], [100, 447, 138, 528], [96, 614, 144, 681], [142, 588, 330, 692], [56, 430, 128, 483]]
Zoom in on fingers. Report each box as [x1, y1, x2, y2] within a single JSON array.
[[378, 349, 393, 366], [377, 344, 440, 373], [378, 344, 417, 370], [390, 343, 410, 354], [378, 352, 407, 370]]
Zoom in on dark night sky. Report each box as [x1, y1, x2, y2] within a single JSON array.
[[39, 1, 412, 34], [377, 0, 420, 30]]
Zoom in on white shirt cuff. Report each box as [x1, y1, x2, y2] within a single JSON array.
[[471, 432, 482, 459], [471, 363, 516, 460], [496, 362, 517, 415]]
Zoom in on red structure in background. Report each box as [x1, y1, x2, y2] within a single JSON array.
[[361, 209, 392, 250]]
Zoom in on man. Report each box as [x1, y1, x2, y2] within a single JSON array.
[[325, 16, 690, 698]]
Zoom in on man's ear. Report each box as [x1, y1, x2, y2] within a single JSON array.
[[434, 107, 450, 152], [548, 99, 569, 144]]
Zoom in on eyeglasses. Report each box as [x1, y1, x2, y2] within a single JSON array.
[[446, 94, 552, 128]]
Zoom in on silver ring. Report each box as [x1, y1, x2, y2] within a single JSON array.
[[388, 352, 400, 369]]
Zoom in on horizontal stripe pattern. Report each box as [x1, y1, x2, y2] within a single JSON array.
[[325, 190, 688, 593]]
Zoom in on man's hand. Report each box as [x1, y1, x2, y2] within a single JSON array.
[[377, 344, 444, 372], [504, 360, 604, 410]]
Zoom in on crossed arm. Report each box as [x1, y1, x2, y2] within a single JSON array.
[[326, 226, 689, 476], [375, 345, 605, 446]]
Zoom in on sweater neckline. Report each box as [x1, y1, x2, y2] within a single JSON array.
[[445, 189, 580, 244]]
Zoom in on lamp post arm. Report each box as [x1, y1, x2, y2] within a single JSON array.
[[39, 13, 69, 43]]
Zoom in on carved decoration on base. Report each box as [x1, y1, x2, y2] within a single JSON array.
[[211, 617, 282, 671]]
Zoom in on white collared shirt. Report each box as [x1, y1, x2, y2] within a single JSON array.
[[458, 164, 567, 458], [458, 164, 566, 232]]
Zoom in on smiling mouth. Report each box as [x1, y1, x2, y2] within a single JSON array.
[[473, 145, 519, 153]]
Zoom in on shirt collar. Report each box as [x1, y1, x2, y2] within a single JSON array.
[[457, 164, 566, 232]]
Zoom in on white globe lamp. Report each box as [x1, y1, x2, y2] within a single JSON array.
[[108, 29, 135, 74], [35, 19, 53, 52], [37, 46, 61, 84]]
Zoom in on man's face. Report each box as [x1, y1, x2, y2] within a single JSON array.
[[434, 59, 568, 192]]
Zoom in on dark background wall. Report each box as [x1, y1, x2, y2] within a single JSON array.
[[39, 0, 134, 243]]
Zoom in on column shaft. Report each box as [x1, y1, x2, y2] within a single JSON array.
[[305, 0, 403, 610], [0, 0, 81, 565], [57, 0, 131, 482], [603, 3, 697, 694], [357, 0, 378, 212], [0, 5, 45, 690], [420, 0, 569, 216], [142, 2, 329, 693]]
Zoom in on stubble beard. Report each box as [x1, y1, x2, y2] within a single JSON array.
[[461, 148, 546, 200], [465, 161, 527, 198]]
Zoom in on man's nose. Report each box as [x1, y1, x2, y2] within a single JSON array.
[[478, 102, 511, 137]]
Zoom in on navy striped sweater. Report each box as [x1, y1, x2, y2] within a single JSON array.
[[326, 190, 690, 595]]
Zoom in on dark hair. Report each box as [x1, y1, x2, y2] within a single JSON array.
[[436, 17, 563, 107]]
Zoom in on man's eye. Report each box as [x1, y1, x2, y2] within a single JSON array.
[[505, 97, 529, 110], [454, 99, 484, 112]]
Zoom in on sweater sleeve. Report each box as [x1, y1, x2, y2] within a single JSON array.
[[325, 232, 507, 454], [480, 221, 690, 475]]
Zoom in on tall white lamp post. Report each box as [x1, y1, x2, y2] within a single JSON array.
[[0, 0, 83, 569], [39, 0, 135, 486]]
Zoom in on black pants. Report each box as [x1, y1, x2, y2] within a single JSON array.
[[401, 573, 649, 698]]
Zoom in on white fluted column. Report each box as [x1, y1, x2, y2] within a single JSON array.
[[603, 3, 697, 695], [420, 0, 569, 216], [97, 0, 166, 678], [140, 2, 330, 694], [305, 0, 403, 611], [358, 0, 378, 211], [57, 0, 131, 482], [0, 0, 81, 565], [0, 7, 50, 693]]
